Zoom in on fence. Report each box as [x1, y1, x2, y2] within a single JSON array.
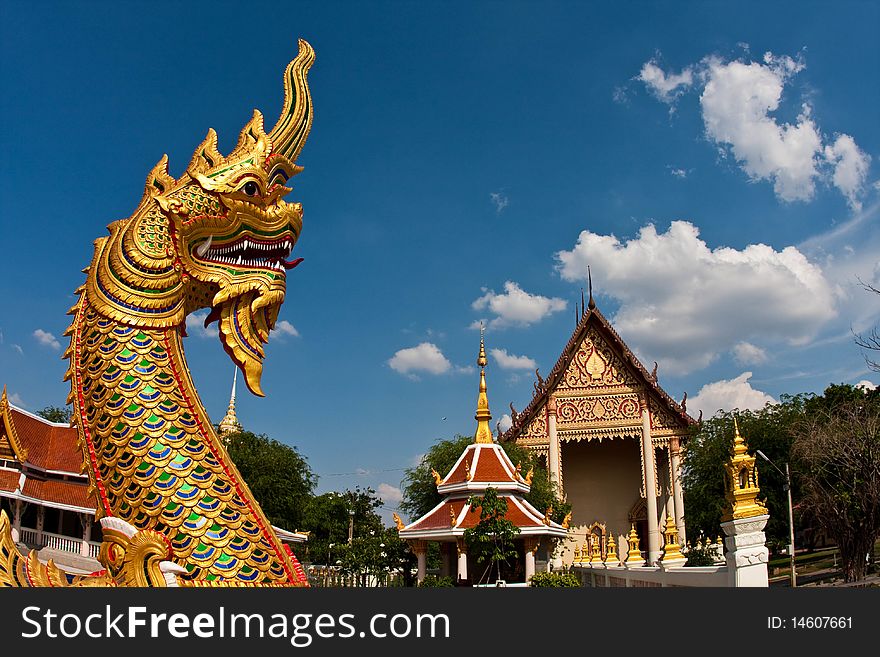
[[306, 565, 406, 588], [19, 527, 101, 559]]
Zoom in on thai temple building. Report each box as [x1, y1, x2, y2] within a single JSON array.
[[0, 386, 100, 571], [398, 331, 568, 584], [499, 284, 695, 565]]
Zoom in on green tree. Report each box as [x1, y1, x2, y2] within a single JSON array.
[[36, 405, 71, 424], [463, 487, 521, 584], [400, 435, 570, 525], [224, 430, 316, 535], [299, 487, 386, 566], [791, 387, 880, 582]]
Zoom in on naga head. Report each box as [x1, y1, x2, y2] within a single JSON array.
[[85, 40, 315, 396]]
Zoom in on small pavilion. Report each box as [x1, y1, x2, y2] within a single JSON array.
[[398, 332, 568, 585]]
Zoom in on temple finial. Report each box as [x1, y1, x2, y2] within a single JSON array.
[[218, 368, 242, 441], [581, 288, 585, 316], [474, 324, 493, 443], [588, 266, 596, 310]]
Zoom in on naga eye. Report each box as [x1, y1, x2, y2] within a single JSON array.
[[242, 181, 259, 197]]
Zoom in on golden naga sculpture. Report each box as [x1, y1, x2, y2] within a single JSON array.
[[0, 39, 315, 587]]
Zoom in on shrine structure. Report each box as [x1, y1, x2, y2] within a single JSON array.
[[499, 284, 695, 565], [398, 332, 567, 584]]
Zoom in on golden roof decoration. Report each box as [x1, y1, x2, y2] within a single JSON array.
[[721, 418, 769, 522]]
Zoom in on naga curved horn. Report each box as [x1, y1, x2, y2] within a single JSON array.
[[268, 38, 315, 162]]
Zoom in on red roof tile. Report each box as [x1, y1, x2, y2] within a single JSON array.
[[22, 478, 94, 510], [0, 469, 20, 493], [9, 408, 83, 474], [472, 447, 514, 483]]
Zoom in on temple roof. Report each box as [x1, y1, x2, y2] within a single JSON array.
[[1, 389, 83, 474], [499, 301, 695, 443]]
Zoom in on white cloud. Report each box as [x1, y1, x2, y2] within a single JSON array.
[[700, 53, 822, 202], [639, 51, 871, 209], [497, 413, 513, 434], [272, 320, 300, 338], [10, 393, 26, 407], [824, 134, 871, 211], [12, 344, 23, 355], [377, 483, 403, 506], [556, 221, 836, 374], [689, 372, 777, 419], [668, 166, 690, 179], [472, 281, 566, 329], [490, 192, 509, 213], [490, 348, 537, 371], [638, 60, 693, 103], [388, 342, 452, 377], [732, 341, 768, 365], [855, 380, 877, 391], [186, 310, 219, 339], [33, 329, 60, 350]]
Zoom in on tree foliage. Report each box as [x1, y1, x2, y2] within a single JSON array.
[[791, 387, 880, 582], [400, 434, 571, 525], [224, 430, 316, 534], [463, 487, 521, 584], [36, 405, 72, 424]]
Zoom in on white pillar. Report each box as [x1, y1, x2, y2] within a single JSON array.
[[456, 539, 468, 582], [524, 538, 538, 583], [640, 395, 661, 564], [669, 437, 687, 544], [81, 515, 93, 558], [721, 515, 770, 587], [411, 540, 427, 584], [11, 499, 22, 543], [547, 396, 561, 495]]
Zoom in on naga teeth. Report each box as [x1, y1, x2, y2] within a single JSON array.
[[196, 235, 212, 257]]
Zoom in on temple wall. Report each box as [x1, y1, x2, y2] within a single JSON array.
[[561, 437, 642, 541]]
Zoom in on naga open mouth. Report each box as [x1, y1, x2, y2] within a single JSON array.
[[194, 234, 303, 271]]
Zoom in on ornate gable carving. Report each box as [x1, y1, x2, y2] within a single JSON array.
[[648, 395, 688, 438], [559, 327, 640, 392]]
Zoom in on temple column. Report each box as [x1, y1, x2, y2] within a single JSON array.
[[11, 499, 22, 543], [669, 437, 687, 544], [547, 396, 561, 495], [456, 538, 468, 582], [639, 394, 661, 564], [81, 515, 93, 558], [36, 506, 45, 546], [523, 537, 539, 583], [411, 540, 428, 584]]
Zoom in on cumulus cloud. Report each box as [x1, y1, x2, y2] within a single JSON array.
[[185, 310, 219, 339], [472, 281, 566, 329], [377, 483, 403, 506], [638, 51, 871, 208], [638, 60, 694, 103], [824, 134, 872, 211], [497, 413, 513, 434], [732, 342, 769, 365], [33, 329, 60, 350], [10, 393, 26, 407], [388, 342, 452, 377], [556, 221, 835, 374], [689, 372, 777, 419], [855, 380, 877, 391], [490, 348, 537, 371], [272, 320, 300, 339], [490, 192, 509, 213]]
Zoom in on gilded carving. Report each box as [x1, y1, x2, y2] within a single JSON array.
[[561, 328, 639, 391]]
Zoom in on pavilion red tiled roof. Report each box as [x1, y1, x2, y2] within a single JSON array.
[[22, 478, 94, 510], [6, 406, 83, 474], [0, 469, 20, 493]]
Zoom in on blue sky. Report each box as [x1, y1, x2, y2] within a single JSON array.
[[1, 1, 878, 525]]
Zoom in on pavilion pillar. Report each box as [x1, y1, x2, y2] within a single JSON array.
[[523, 537, 539, 583], [639, 394, 661, 564], [456, 538, 468, 582], [547, 396, 561, 495], [81, 514, 93, 558], [669, 437, 687, 545], [410, 540, 428, 584], [36, 506, 45, 546], [11, 499, 22, 543]]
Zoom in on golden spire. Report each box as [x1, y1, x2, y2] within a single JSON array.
[[721, 418, 768, 521], [474, 323, 493, 444], [218, 368, 242, 439]]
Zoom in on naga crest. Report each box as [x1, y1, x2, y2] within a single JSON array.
[[85, 40, 315, 396]]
